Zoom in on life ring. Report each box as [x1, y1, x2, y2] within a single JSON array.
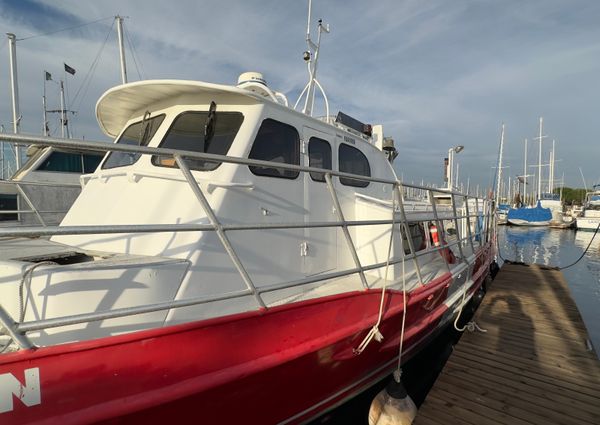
[[429, 222, 456, 264]]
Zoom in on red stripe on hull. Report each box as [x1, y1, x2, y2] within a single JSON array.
[[0, 249, 493, 425]]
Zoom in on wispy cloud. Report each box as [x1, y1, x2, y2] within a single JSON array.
[[1, 0, 599, 188]]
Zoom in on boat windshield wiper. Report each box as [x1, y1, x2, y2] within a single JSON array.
[[204, 101, 217, 150], [139, 111, 152, 146]]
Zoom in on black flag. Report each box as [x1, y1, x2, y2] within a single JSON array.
[[45, 71, 52, 80], [64, 63, 76, 75]]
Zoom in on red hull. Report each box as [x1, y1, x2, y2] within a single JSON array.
[[0, 248, 492, 425]]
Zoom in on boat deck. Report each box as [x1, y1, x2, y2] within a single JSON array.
[[414, 262, 600, 425]]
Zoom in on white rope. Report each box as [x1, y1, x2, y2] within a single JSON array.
[[354, 187, 398, 355], [453, 279, 487, 333], [394, 233, 408, 381], [19, 261, 55, 322]]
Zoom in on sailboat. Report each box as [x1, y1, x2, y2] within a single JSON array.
[[0, 3, 496, 424], [507, 117, 552, 226]]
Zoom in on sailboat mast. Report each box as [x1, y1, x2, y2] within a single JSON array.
[[7, 33, 21, 168], [550, 139, 555, 194], [42, 72, 48, 136], [116, 16, 128, 84], [60, 81, 69, 138], [495, 123, 505, 206], [523, 138, 528, 205], [537, 117, 543, 199]]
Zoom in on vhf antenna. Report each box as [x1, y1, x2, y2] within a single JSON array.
[[294, 0, 330, 118]]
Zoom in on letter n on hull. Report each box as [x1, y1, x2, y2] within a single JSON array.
[[0, 368, 41, 413]]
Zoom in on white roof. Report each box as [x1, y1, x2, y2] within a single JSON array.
[[95, 80, 262, 137]]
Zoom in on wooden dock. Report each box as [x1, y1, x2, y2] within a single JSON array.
[[414, 262, 600, 425]]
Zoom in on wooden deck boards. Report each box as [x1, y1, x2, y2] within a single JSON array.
[[414, 263, 600, 425]]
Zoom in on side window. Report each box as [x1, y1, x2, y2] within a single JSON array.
[[82, 154, 103, 173], [36, 151, 83, 173], [102, 114, 165, 169], [153, 111, 244, 171], [36, 151, 103, 173], [249, 119, 299, 179], [308, 137, 332, 182], [401, 223, 426, 255], [339, 143, 370, 187]]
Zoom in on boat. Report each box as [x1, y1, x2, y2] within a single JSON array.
[[507, 118, 560, 227], [576, 188, 600, 231], [497, 203, 510, 225], [0, 5, 496, 424], [0, 145, 102, 226], [507, 200, 552, 226]]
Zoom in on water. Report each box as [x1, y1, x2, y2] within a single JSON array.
[[315, 226, 600, 424], [497, 225, 600, 354]]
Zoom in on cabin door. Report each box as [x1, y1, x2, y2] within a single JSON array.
[[302, 126, 337, 276]]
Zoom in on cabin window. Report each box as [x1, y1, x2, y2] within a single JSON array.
[[339, 143, 370, 187], [0, 194, 17, 221], [308, 137, 332, 182], [153, 111, 244, 171], [400, 223, 426, 255], [37, 151, 103, 173], [102, 114, 165, 169], [249, 119, 300, 179]]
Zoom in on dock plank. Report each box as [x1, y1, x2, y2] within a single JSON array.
[[414, 263, 600, 425]]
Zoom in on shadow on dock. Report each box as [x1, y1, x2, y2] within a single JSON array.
[[414, 263, 600, 425]]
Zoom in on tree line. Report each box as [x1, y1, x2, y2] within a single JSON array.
[[553, 187, 588, 205]]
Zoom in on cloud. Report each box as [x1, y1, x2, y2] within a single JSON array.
[[1, 0, 599, 188]]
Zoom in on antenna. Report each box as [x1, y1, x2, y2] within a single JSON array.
[[579, 167, 588, 192], [294, 0, 330, 118]]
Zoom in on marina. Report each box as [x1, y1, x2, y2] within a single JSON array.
[[1, 1, 600, 424], [414, 261, 600, 425]]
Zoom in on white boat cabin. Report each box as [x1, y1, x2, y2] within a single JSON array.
[[0, 75, 485, 348]]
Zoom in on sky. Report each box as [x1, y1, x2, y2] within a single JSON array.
[[1, 0, 600, 191]]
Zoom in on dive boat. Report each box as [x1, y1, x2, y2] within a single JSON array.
[[0, 7, 496, 425]]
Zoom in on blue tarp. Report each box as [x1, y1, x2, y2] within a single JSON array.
[[507, 201, 552, 224]]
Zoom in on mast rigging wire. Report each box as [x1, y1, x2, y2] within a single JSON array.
[[17, 16, 114, 41], [71, 20, 116, 114], [124, 25, 144, 80]]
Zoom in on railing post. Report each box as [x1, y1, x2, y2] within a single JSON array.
[[0, 305, 33, 350], [324, 173, 369, 289], [394, 183, 424, 284], [14, 183, 46, 226], [450, 193, 466, 261], [428, 189, 451, 273], [463, 195, 476, 255], [174, 155, 266, 308], [474, 197, 482, 247]]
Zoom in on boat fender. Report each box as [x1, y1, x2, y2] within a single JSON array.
[[368, 378, 417, 425], [429, 223, 456, 264]]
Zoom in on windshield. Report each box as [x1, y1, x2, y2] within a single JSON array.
[[102, 114, 165, 170], [152, 110, 244, 171]]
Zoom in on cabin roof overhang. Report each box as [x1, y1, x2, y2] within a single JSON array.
[[96, 80, 265, 138]]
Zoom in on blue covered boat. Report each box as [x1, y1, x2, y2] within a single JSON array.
[[507, 201, 552, 226]]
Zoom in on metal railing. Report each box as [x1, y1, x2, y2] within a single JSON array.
[[0, 133, 495, 350]]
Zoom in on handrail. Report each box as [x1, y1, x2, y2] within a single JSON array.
[[0, 133, 489, 200], [0, 132, 496, 350], [395, 183, 424, 284], [325, 173, 369, 289], [175, 155, 266, 309]]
